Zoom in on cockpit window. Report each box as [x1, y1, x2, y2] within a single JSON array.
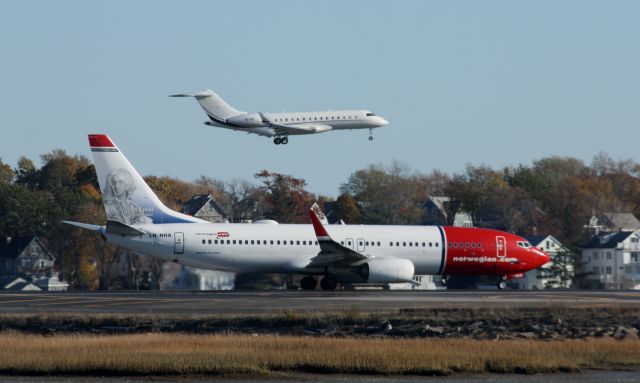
[[366, 112, 376, 116]]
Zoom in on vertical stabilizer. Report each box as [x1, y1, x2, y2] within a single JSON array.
[[88, 134, 206, 225], [170, 90, 243, 121]]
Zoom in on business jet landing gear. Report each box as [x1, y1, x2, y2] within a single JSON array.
[[320, 276, 337, 291], [368, 128, 374, 141], [300, 276, 317, 290], [273, 136, 289, 145]]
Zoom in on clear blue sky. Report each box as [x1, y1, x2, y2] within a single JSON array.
[[1, 1, 639, 196]]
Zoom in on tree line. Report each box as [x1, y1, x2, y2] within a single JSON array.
[[1, 150, 639, 289]]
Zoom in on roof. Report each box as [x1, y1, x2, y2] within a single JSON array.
[[601, 212, 640, 231], [581, 231, 635, 249], [181, 194, 227, 217], [0, 236, 47, 259], [523, 235, 549, 246]]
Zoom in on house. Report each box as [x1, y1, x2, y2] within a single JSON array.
[[423, 196, 473, 227], [0, 236, 56, 280], [580, 230, 640, 289], [515, 235, 573, 289], [181, 194, 228, 223], [585, 212, 640, 235]]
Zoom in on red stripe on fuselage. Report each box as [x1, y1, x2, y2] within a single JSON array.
[[442, 227, 525, 276], [88, 134, 115, 148]]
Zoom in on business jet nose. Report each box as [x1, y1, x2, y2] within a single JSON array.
[[378, 117, 389, 126]]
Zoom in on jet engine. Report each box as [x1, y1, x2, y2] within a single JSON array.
[[360, 258, 415, 283], [228, 113, 264, 127]]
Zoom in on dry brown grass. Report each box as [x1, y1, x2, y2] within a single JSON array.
[[0, 333, 638, 376]]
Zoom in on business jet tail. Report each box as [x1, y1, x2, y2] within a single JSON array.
[[88, 134, 205, 225], [170, 89, 243, 122]]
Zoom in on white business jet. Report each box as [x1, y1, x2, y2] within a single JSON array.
[[170, 90, 389, 145], [63, 135, 549, 290]]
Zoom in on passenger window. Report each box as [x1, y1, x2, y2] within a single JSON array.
[[454, 243, 458, 248], [202, 239, 205, 244], [226, 240, 230, 244], [409, 242, 413, 247], [390, 242, 393, 246], [403, 242, 406, 247], [215, 240, 218, 244], [233, 240, 236, 244], [208, 239, 212, 244], [303, 241, 307, 245], [245, 240, 249, 244], [270, 240, 274, 245], [465, 243, 469, 248], [359, 241, 363, 246], [477, 242, 481, 248], [297, 240, 300, 245], [377, 242, 380, 246], [277, 240, 281, 245], [435, 243, 439, 247], [415, 242, 419, 247], [251, 240, 254, 245], [396, 242, 400, 246], [471, 243, 475, 248], [315, 241, 318, 245]]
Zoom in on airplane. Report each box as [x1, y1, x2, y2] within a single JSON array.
[[170, 90, 389, 145], [64, 134, 550, 290]]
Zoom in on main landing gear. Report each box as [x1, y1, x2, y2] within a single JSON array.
[[300, 276, 317, 290], [273, 136, 289, 145], [320, 276, 338, 291]]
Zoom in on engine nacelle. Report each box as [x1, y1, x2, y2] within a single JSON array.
[[312, 125, 332, 133], [361, 258, 415, 283], [228, 113, 264, 127]]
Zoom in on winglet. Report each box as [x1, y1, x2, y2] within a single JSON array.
[[309, 203, 330, 240]]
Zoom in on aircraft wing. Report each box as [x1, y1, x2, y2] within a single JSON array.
[[259, 113, 332, 136], [306, 203, 369, 268]]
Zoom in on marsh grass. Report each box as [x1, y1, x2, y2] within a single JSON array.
[[0, 333, 638, 376]]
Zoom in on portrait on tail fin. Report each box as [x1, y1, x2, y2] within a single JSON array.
[[102, 168, 151, 225]]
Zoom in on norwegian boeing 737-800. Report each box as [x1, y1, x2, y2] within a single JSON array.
[[170, 90, 388, 145], [65, 135, 549, 290]]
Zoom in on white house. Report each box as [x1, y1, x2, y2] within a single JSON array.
[[515, 235, 573, 289], [581, 230, 640, 289]]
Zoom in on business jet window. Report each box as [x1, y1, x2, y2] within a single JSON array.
[[389, 242, 393, 246], [377, 242, 381, 246], [251, 240, 255, 245], [215, 240, 218, 244], [277, 240, 281, 245], [435, 243, 439, 247], [409, 242, 413, 247], [297, 241, 300, 245], [202, 239, 205, 244], [208, 239, 212, 244], [366, 112, 376, 116]]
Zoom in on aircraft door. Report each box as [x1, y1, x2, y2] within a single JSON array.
[[174, 232, 184, 255], [346, 238, 354, 249], [357, 238, 366, 252], [496, 236, 506, 258]]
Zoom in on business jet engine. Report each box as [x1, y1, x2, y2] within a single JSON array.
[[360, 258, 415, 283], [228, 113, 264, 127]]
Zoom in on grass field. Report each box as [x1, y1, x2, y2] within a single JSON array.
[[1, 333, 639, 376]]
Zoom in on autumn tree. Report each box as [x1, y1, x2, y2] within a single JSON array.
[[255, 170, 315, 223]]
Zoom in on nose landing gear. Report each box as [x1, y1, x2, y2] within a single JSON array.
[[368, 128, 374, 141]]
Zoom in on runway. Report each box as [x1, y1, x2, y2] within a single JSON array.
[[0, 290, 638, 315]]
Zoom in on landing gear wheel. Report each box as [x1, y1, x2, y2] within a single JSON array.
[[320, 277, 337, 291], [368, 136, 374, 141], [300, 276, 317, 290], [497, 281, 507, 290], [281, 137, 289, 145], [274, 137, 281, 145]]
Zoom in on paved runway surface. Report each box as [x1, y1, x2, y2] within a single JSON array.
[[0, 290, 638, 315]]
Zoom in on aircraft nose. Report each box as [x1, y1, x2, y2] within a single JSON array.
[[378, 117, 389, 126], [537, 249, 551, 267]]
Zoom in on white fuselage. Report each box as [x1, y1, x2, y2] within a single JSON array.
[[206, 109, 388, 137], [108, 222, 446, 275]]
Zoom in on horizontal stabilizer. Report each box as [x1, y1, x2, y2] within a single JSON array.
[[62, 221, 103, 231], [106, 220, 146, 236], [169, 90, 215, 99]]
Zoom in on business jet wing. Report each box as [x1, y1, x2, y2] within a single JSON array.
[[259, 113, 332, 136], [306, 203, 369, 268]]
